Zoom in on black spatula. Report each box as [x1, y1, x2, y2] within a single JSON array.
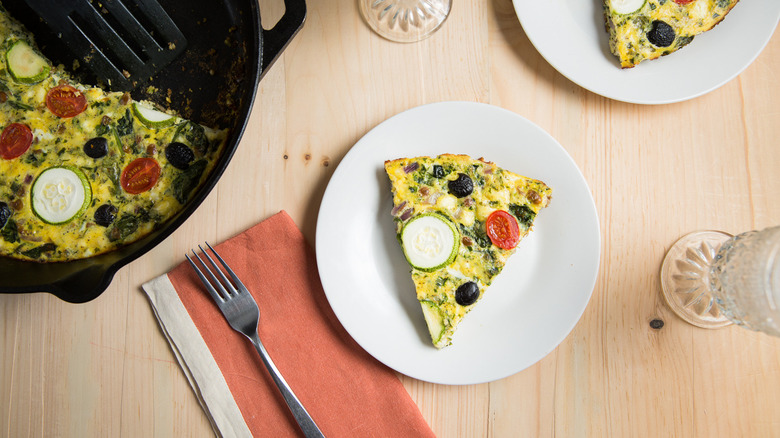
[[23, 0, 187, 91]]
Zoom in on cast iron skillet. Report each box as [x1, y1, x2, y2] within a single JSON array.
[[0, 0, 306, 303]]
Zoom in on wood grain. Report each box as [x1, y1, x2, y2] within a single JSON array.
[[2, 0, 780, 436]]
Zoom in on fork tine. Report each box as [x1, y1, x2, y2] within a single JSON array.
[[185, 252, 224, 303], [189, 248, 234, 299], [198, 244, 240, 297], [204, 242, 250, 295]]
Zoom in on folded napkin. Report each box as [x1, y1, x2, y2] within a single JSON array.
[[143, 211, 435, 437]]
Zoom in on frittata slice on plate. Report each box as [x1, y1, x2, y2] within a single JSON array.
[[385, 154, 552, 349], [604, 0, 739, 68]]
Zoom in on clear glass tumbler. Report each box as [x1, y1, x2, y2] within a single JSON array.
[[660, 225, 780, 336], [358, 0, 452, 43]]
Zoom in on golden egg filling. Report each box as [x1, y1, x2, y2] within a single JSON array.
[[385, 154, 552, 348], [604, 0, 740, 68], [0, 7, 227, 262]]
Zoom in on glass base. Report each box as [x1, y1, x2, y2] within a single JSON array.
[[359, 0, 452, 43], [660, 230, 734, 329]]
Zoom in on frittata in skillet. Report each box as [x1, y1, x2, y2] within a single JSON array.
[[0, 6, 227, 262], [605, 0, 739, 68], [385, 154, 552, 348]]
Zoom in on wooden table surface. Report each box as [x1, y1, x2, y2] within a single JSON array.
[[3, 0, 780, 436]]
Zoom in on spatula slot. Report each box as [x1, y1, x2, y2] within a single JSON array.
[[22, 0, 187, 91]]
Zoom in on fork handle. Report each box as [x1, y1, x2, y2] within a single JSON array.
[[248, 333, 326, 438]]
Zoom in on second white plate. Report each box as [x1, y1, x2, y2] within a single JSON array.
[[316, 102, 600, 384], [513, 0, 780, 104]]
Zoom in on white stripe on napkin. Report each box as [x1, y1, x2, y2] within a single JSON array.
[[142, 274, 252, 438]]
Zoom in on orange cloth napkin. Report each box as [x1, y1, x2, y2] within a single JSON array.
[[143, 211, 435, 437]]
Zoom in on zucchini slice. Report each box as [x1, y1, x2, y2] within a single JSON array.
[[5, 40, 50, 84], [132, 102, 176, 128], [609, 0, 645, 15], [420, 301, 445, 345], [31, 167, 92, 225], [400, 213, 459, 272]]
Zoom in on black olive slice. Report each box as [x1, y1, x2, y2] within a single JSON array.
[[83, 137, 108, 159], [94, 203, 118, 227], [448, 173, 474, 198], [647, 20, 675, 48], [455, 281, 480, 306], [165, 142, 195, 170]]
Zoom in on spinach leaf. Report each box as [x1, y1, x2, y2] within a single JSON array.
[[20, 243, 56, 259], [459, 221, 490, 249], [101, 160, 122, 195], [1, 219, 19, 243], [413, 169, 430, 186], [677, 35, 694, 48], [94, 123, 109, 137], [21, 152, 42, 166], [0, 205, 10, 229], [509, 203, 536, 228], [8, 100, 34, 111], [172, 159, 207, 204], [137, 207, 162, 225], [174, 122, 209, 155], [115, 109, 134, 137], [482, 249, 500, 277], [108, 214, 139, 242]]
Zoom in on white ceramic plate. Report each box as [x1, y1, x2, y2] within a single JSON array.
[[315, 102, 600, 385], [513, 0, 780, 104]]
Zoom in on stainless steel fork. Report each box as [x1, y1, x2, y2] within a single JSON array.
[[186, 242, 325, 438]]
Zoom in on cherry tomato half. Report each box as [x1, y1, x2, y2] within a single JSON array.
[[46, 84, 88, 118], [486, 210, 521, 250], [0, 123, 33, 160], [121, 158, 161, 194], [673, 0, 694, 4]]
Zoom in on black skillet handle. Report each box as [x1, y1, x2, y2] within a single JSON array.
[[258, 0, 307, 80]]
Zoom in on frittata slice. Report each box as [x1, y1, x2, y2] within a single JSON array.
[[604, 0, 739, 68], [385, 154, 552, 348]]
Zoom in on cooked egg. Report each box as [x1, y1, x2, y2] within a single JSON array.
[[0, 9, 227, 262]]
